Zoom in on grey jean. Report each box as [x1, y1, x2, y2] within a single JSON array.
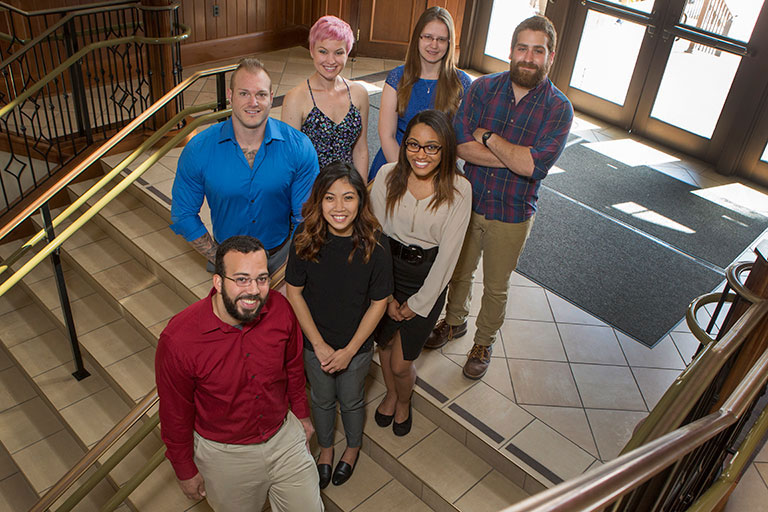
[[303, 347, 373, 449]]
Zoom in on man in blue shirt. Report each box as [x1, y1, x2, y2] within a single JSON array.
[[171, 58, 319, 274]]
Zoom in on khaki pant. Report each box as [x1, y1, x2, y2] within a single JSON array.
[[445, 212, 534, 347], [193, 412, 323, 512]]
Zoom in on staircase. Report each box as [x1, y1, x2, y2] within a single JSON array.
[[0, 142, 536, 510]]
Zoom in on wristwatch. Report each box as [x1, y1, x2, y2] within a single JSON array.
[[482, 130, 493, 147]]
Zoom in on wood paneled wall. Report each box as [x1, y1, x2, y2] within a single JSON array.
[[179, 0, 313, 44], [178, 0, 315, 66], [2, 0, 471, 67]]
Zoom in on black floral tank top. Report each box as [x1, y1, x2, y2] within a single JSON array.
[[300, 79, 362, 168]]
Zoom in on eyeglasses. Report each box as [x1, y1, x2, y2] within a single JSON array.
[[223, 275, 269, 287], [405, 140, 442, 155], [420, 34, 449, 45]]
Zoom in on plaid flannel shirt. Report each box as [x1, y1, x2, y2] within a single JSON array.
[[454, 72, 573, 223]]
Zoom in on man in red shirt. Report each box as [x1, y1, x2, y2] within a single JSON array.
[[156, 235, 323, 511]]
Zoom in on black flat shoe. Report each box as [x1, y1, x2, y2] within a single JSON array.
[[317, 449, 334, 489], [331, 455, 358, 486], [375, 407, 394, 427], [392, 403, 412, 437]]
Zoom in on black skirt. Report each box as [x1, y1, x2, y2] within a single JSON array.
[[374, 246, 446, 361]]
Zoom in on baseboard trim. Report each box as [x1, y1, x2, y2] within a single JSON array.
[[180, 25, 309, 68]]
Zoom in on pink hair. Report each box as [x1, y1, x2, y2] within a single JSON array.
[[309, 15, 355, 53]]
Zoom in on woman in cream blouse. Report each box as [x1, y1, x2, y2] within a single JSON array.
[[370, 109, 471, 436]]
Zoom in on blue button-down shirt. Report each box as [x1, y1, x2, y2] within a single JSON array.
[[170, 118, 319, 249], [454, 72, 573, 223]]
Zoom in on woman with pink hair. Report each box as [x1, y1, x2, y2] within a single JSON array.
[[283, 16, 370, 181]]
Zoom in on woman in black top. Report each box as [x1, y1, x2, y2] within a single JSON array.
[[286, 162, 392, 489]]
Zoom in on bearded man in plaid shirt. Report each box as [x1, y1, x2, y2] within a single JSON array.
[[426, 15, 573, 379]]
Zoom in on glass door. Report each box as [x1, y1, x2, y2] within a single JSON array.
[[466, 0, 548, 74], [550, 0, 767, 161]]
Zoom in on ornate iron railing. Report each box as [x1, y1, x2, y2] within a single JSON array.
[[0, 1, 131, 58], [0, 1, 187, 214]]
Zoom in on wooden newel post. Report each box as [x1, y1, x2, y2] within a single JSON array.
[[712, 240, 768, 410], [142, 0, 177, 127], [711, 241, 768, 512]]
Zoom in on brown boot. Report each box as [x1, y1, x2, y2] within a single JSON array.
[[463, 344, 492, 379], [425, 319, 468, 349]]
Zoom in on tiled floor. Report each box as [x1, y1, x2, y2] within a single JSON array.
[[180, 47, 768, 507], [1, 45, 767, 510]]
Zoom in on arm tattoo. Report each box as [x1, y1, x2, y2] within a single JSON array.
[[190, 232, 218, 263]]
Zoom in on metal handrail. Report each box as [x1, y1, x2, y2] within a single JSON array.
[[618, 291, 746, 457], [0, 106, 230, 296], [0, 101, 216, 277], [0, 62, 236, 268], [0, 2, 142, 69], [30, 265, 289, 512], [0, 61, 233, 243], [687, 402, 768, 511], [0, 0, 131, 17], [0, 1, 136, 44], [0, 25, 191, 121], [29, 390, 159, 512], [502, 299, 768, 512], [0, 1, 183, 70]]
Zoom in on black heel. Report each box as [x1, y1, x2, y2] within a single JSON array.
[[392, 402, 412, 436], [375, 407, 394, 427]]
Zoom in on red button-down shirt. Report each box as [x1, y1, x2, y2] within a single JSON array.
[[155, 288, 310, 480]]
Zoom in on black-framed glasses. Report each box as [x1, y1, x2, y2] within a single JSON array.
[[223, 275, 269, 287], [405, 140, 442, 155], [419, 34, 449, 45]]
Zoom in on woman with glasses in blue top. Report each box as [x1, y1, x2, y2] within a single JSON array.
[[370, 110, 471, 436], [369, 6, 471, 180]]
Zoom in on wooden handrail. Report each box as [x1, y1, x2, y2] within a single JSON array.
[[0, 100, 217, 279], [0, 0, 132, 17], [501, 300, 768, 512], [29, 391, 159, 512]]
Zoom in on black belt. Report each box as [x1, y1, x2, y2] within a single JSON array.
[[268, 235, 290, 257], [389, 237, 438, 265]]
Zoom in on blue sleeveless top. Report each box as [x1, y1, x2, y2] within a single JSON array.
[[369, 65, 472, 180]]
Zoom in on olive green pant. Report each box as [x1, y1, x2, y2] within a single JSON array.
[[444, 211, 534, 347]]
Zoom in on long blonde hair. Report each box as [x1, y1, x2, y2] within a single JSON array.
[[396, 7, 464, 118]]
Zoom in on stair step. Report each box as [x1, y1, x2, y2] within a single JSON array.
[[0, 439, 38, 511], [98, 145, 551, 492], [3, 145, 536, 510], [67, 178, 210, 305], [0, 276, 203, 511], [78, 156, 536, 508]]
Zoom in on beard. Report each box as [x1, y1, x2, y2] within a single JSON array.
[[510, 60, 548, 89], [221, 286, 266, 324]]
